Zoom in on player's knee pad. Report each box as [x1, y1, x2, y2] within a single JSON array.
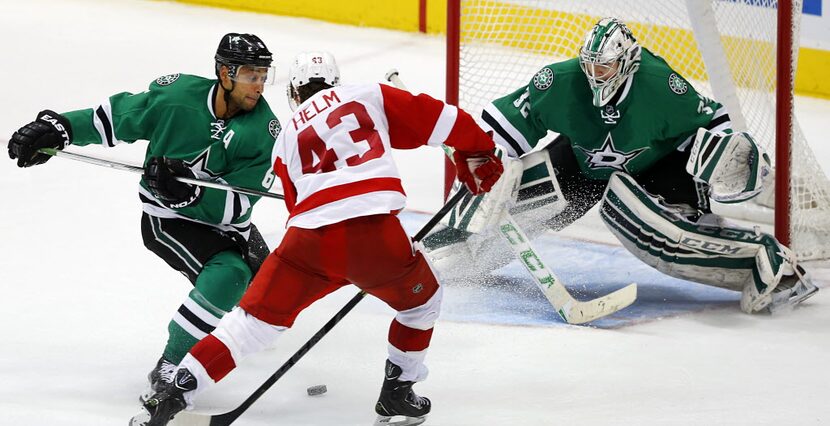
[[212, 307, 288, 361], [686, 128, 771, 203], [195, 250, 253, 312], [394, 285, 443, 330], [600, 172, 790, 294]]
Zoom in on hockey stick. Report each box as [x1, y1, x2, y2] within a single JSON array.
[[0, 140, 284, 200], [385, 69, 637, 324], [497, 214, 637, 324], [208, 188, 469, 426]]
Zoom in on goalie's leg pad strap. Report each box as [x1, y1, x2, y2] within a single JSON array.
[[600, 173, 787, 294]]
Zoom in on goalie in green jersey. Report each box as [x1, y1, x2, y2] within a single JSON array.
[[424, 18, 818, 315], [7, 33, 281, 399]]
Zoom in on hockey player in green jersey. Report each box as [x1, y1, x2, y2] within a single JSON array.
[[7, 33, 281, 398], [425, 18, 818, 315]]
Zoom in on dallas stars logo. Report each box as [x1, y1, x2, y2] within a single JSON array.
[[577, 133, 647, 172], [186, 149, 219, 179]]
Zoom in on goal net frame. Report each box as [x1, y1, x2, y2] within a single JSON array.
[[445, 0, 828, 260]]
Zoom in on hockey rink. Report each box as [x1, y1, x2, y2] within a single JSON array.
[[1, 0, 829, 424]]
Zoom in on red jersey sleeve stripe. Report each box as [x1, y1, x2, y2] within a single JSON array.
[[380, 84, 445, 150], [288, 177, 405, 220]]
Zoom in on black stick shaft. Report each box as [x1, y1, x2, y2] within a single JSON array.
[[209, 187, 469, 426]]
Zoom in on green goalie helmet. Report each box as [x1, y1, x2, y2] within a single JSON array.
[[579, 17, 642, 107]]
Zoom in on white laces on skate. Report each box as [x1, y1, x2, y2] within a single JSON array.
[[158, 360, 177, 384]]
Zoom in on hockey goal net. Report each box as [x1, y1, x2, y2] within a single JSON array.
[[447, 0, 830, 260]]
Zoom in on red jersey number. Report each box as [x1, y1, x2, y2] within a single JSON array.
[[297, 101, 385, 174]]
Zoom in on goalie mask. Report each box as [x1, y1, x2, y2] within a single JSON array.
[[287, 51, 341, 111], [579, 18, 641, 107]]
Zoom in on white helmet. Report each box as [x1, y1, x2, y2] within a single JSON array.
[[579, 18, 641, 107], [287, 51, 341, 111]]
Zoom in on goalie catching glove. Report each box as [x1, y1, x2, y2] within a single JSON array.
[[144, 157, 203, 209], [686, 128, 770, 203], [453, 149, 504, 195], [8, 109, 73, 168]]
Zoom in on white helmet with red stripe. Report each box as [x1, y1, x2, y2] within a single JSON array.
[[287, 51, 341, 111]]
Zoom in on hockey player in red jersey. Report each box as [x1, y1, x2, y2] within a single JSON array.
[[131, 52, 504, 426]]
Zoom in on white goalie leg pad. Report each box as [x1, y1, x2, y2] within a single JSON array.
[[686, 128, 771, 203], [511, 148, 569, 215], [429, 148, 568, 280], [600, 173, 791, 312], [442, 148, 523, 234]]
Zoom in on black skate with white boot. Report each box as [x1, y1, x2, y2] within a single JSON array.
[[374, 360, 431, 426], [139, 356, 177, 404], [130, 368, 197, 426]]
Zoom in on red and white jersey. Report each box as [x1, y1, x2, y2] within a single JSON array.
[[272, 83, 494, 229]]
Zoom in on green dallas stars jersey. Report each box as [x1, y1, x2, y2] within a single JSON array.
[[482, 48, 729, 180], [61, 73, 281, 233]]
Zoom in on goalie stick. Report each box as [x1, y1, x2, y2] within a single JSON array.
[[0, 140, 284, 200], [385, 69, 637, 324], [207, 187, 470, 426]]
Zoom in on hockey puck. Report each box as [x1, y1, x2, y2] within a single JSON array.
[[307, 384, 327, 396]]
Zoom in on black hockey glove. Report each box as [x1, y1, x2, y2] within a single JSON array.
[[8, 109, 73, 168], [144, 157, 203, 209]]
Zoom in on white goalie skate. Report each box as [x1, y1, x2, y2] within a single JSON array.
[[741, 264, 819, 314]]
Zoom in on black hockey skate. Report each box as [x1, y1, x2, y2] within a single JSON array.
[[139, 356, 177, 403], [130, 368, 197, 426], [374, 360, 431, 426]]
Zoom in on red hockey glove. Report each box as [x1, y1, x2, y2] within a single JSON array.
[[453, 150, 504, 195]]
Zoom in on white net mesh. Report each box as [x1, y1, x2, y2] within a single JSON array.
[[457, 0, 830, 260]]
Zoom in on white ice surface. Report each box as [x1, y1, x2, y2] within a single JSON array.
[[0, 1, 828, 425]]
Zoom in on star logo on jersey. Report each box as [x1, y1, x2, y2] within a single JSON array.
[[533, 67, 554, 91], [268, 119, 281, 139], [185, 149, 219, 178], [578, 133, 647, 172], [155, 73, 180, 86], [668, 73, 688, 95]]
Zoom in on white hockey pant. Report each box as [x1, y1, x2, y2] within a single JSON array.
[[600, 173, 792, 310]]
